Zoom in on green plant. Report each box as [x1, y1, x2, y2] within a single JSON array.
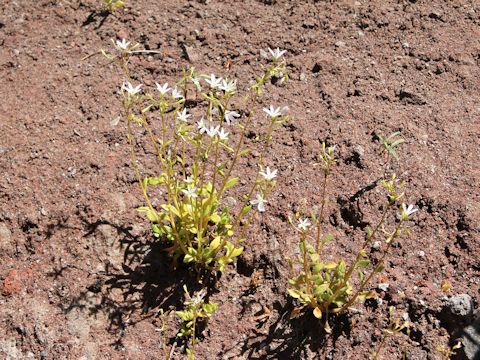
[[377, 131, 404, 161], [106, 41, 288, 272], [103, 0, 125, 13], [176, 285, 218, 359], [287, 143, 418, 332], [372, 306, 410, 359], [436, 341, 462, 359]]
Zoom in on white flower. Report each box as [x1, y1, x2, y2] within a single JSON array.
[[122, 81, 142, 96], [263, 105, 283, 118], [182, 185, 198, 198], [219, 79, 236, 93], [206, 124, 220, 138], [268, 47, 286, 61], [171, 87, 183, 99], [205, 74, 222, 89], [224, 110, 240, 125], [184, 176, 195, 184], [250, 194, 267, 212], [176, 108, 191, 122], [298, 218, 311, 231], [197, 117, 209, 134], [259, 166, 278, 181], [190, 75, 201, 90], [155, 82, 171, 95], [217, 128, 229, 141], [400, 203, 418, 220], [116, 38, 130, 51]]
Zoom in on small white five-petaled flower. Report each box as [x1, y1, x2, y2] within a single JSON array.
[[400, 203, 418, 220], [217, 128, 229, 141], [183, 176, 195, 184], [250, 194, 268, 212], [171, 87, 183, 99], [176, 108, 191, 122], [206, 124, 220, 138], [298, 218, 311, 231], [205, 74, 222, 89], [122, 82, 142, 96], [224, 110, 240, 125], [219, 79, 236, 93], [197, 117, 209, 134], [182, 186, 198, 198], [263, 105, 283, 118], [259, 167, 278, 181], [155, 82, 171, 95], [116, 38, 130, 51], [268, 47, 286, 61]]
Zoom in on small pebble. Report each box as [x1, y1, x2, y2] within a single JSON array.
[[372, 241, 381, 250], [417, 250, 425, 258], [377, 283, 389, 292]]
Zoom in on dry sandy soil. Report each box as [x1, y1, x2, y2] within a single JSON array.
[[0, 0, 479, 359]]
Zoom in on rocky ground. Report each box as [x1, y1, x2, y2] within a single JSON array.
[[0, 0, 479, 359]]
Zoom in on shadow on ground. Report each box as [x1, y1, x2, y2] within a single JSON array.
[[63, 217, 218, 347], [228, 300, 350, 359]]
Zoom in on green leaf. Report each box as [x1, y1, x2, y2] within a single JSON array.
[[365, 225, 373, 238], [209, 237, 221, 251], [210, 213, 221, 224], [322, 233, 334, 244], [224, 177, 239, 190], [287, 288, 301, 299], [390, 139, 404, 148], [324, 261, 337, 269], [375, 262, 385, 273], [230, 246, 243, 258], [356, 259, 370, 269], [240, 205, 252, 217], [337, 260, 346, 277], [238, 149, 251, 157], [203, 302, 218, 315], [146, 209, 159, 222]]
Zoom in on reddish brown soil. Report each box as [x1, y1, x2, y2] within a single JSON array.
[[1, 0, 479, 359]]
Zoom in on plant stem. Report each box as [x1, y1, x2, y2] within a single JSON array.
[[315, 171, 329, 252]]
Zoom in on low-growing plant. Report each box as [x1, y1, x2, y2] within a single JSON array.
[[103, 0, 125, 13], [436, 341, 462, 360], [377, 131, 404, 161], [105, 41, 288, 273], [176, 285, 218, 359], [372, 306, 410, 359], [287, 143, 418, 332]]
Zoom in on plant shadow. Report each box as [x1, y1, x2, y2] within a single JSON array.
[[81, 10, 111, 29], [236, 300, 351, 359], [64, 217, 218, 348]]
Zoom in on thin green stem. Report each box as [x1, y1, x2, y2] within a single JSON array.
[[315, 172, 329, 252]]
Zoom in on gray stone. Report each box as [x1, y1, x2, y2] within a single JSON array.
[[0, 223, 13, 255], [462, 316, 480, 360], [449, 294, 474, 318]]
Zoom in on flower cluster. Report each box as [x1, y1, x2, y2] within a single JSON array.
[[114, 41, 290, 273]]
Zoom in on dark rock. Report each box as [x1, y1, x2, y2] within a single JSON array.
[[398, 89, 427, 105]]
